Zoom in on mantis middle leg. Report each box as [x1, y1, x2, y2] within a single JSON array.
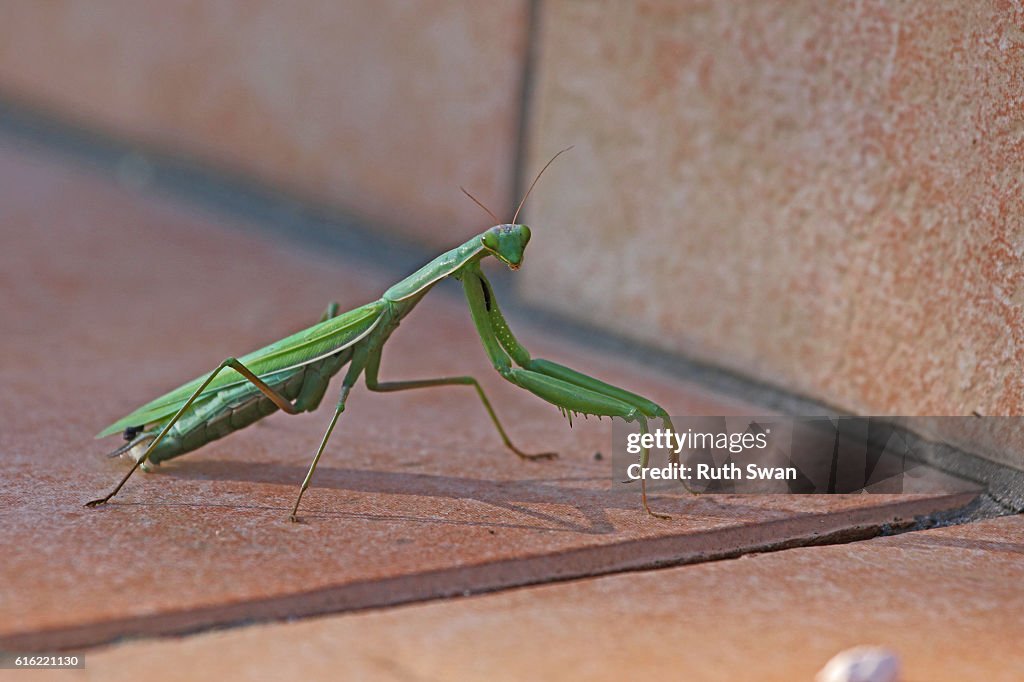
[[362, 349, 556, 460], [288, 349, 368, 522]]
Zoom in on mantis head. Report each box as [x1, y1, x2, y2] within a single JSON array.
[[460, 146, 573, 272], [481, 224, 531, 270]]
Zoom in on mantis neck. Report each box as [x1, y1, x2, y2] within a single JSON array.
[[383, 235, 486, 302]]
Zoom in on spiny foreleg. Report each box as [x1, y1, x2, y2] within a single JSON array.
[[461, 264, 676, 518]]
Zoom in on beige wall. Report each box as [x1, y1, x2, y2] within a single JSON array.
[[2, 2, 1023, 469], [0, 1, 529, 245], [523, 1, 1024, 447]]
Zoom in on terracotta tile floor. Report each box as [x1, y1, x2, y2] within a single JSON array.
[[61, 515, 1024, 682], [0, 136, 982, 660]]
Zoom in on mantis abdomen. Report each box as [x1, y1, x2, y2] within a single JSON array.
[[119, 350, 351, 468]]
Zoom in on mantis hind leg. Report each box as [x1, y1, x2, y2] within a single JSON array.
[[104, 303, 342, 462], [362, 349, 555, 461], [86, 357, 308, 507]]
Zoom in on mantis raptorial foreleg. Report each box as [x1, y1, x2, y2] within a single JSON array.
[[362, 352, 556, 460], [461, 265, 675, 518], [635, 418, 670, 519], [522, 359, 685, 478]]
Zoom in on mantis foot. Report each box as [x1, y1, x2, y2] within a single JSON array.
[[84, 498, 109, 508], [516, 451, 558, 461], [642, 483, 671, 520]]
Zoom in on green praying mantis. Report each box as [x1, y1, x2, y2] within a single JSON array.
[[86, 149, 678, 520]]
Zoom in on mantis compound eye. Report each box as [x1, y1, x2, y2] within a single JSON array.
[[482, 231, 499, 251]]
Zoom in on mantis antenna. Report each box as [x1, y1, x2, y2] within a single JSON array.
[[459, 186, 501, 224], [512, 146, 574, 225]]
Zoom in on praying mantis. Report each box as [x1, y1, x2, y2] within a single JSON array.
[[86, 149, 678, 520]]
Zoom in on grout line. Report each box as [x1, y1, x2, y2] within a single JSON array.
[[509, 0, 543, 216], [1, 91, 1022, 514]]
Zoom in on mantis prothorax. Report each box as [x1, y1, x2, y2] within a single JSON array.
[[87, 149, 677, 520]]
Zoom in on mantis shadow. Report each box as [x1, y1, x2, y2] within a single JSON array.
[[157, 458, 697, 535], [150, 457, 819, 534]]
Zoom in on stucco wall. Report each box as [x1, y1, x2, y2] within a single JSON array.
[[523, 2, 1024, 448]]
